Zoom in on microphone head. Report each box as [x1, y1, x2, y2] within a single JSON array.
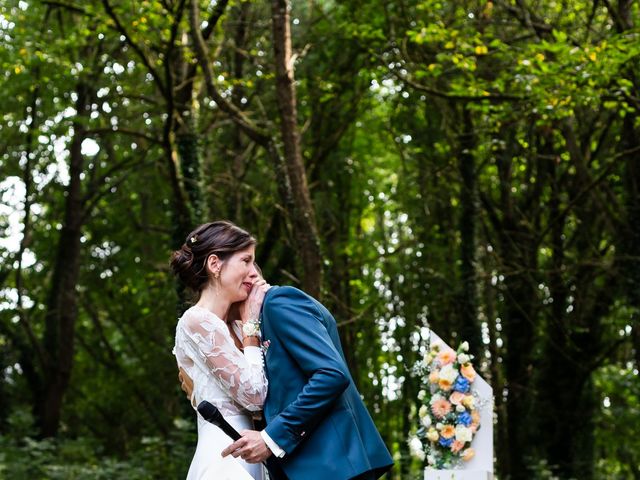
[[197, 400, 242, 441], [197, 400, 222, 423]]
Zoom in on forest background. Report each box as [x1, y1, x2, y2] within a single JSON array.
[[1, 0, 639, 479]]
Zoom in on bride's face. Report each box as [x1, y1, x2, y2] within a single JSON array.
[[217, 245, 258, 303]]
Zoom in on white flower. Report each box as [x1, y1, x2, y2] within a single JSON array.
[[455, 424, 473, 443], [458, 353, 470, 364], [436, 422, 443, 430], [423, 351, 434, 364], [418, 389, 427, 401], [421, 414, 432, 428], [409, 436, 425, 460], [439, 364, 459, 383], [430, 393, 444, 405], [460, 341, 469, 352], [409, 437, 425, 460], [427, 454, 436, 465], [456, 404, 465, 413], [419, 405, 429, 419]]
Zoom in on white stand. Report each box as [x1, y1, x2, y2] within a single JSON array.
[[425, 469, 492, 480], [424, 331, 494, 480]]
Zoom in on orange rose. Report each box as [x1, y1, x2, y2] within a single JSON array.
[[451, 440, 465, 453], [461, 363, 476, 381], [462, 448, 475, 461], [429, 371, 440, 384], [471, 410, 481, 426], [450, 392, 466, 405], [437, 348, 457, 365]]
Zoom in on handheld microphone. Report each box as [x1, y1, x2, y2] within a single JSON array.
[[197, 400, 273, 470], [197, 401, 242, 441]]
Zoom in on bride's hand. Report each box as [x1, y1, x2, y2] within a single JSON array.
[[178, 367, 194, 401], [239, 279, 270, 323]]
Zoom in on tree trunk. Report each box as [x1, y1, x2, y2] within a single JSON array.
[[612, 0, 640, 379], [176, 129, 202, 222], [620, 112, 640, 369], [501, 266, 537, 479], [456, 105, 482, 358], [534, 124, 616, 479], [536, 137, 572, 475], [621, 113, 640, 283], [187, 0, 299, 284], [228, 1, 252, 223], [38, 82, 91, 437], [270, 0, 323, 298], [494, 134, 540, 479], [325, 203, 357, 372]]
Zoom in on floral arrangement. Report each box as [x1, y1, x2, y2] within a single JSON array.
[[409, 340, 480, 469]]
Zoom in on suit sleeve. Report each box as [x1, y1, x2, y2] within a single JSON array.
[[263, 288, 350, 454]]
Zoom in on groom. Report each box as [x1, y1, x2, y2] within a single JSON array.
[[222, 285, 393, 479], [181, 285, 393, 479]]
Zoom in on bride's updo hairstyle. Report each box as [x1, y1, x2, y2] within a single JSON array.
[[170, 221, 256, 293]]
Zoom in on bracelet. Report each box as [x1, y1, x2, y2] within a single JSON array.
[[242, 319, 260, 337]]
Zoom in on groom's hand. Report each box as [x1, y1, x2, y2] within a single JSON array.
[[221, 430, 272, 463]]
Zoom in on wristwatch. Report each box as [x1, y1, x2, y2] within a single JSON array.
[[242, 319, 260, 337]]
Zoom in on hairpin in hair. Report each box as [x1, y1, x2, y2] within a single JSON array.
[[190, 234, 198, 244]]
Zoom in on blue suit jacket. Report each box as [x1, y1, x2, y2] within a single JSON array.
[[261, 286, 393, 480]]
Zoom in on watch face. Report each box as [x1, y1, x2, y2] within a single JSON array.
[[243, 322, 260, 336]]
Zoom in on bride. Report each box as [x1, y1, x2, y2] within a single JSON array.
[[171, 221, 270, 480]]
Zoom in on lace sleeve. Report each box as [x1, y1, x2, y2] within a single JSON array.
[[180, 313, 267, 411]]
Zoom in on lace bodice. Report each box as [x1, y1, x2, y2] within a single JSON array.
[[173, 305, 268, 417]]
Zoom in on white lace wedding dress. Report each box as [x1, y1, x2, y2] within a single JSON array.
[[173, 305, 268, 480]]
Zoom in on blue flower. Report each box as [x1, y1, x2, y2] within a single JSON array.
[[453, 375, 470, 393], [457, 411, 472, 427], [438, 436, 454, 447]]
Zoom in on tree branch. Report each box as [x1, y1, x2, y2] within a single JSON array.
[[81, 159, 156, 223], [101, 0, 167, 97], [86, 127, 161, 145], [535, 146, 640, 245], [188, 0, 270, 145], [42, 0, 86, 15], [201, 0, 230, 40], [402, 75, 527, 103]]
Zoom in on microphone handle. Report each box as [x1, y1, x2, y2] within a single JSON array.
[[197, 401, 271, 468], [215, 416, 242, 441]]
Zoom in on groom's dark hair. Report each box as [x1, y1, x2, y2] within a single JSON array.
[[170, 220, 256, 292]]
